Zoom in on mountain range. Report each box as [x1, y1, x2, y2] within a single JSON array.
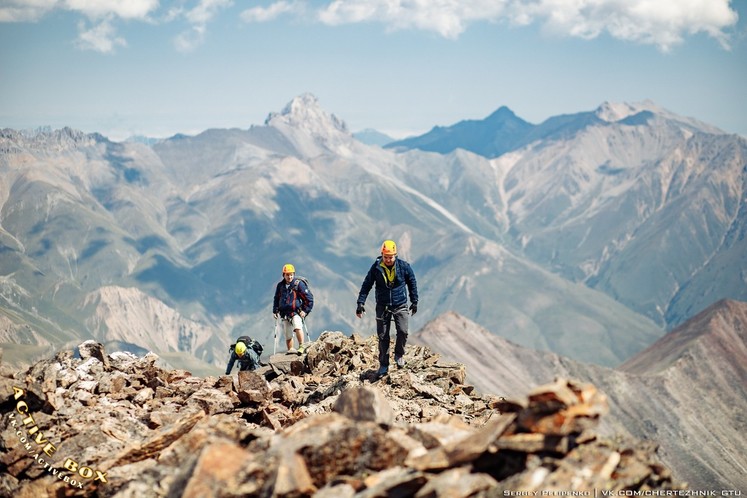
[[388, 99, 747, 328], [385, 101, 725, 158], [1, 94, 746, 378]]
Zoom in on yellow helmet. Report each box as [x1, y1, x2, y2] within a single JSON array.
[[381, 240, 397, 256], [282, 263, 295, 274], [235, 341, 247, 357]]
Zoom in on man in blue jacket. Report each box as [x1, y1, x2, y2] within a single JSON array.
[[273, 263, 314, 351], [356, 240, 418, 376]]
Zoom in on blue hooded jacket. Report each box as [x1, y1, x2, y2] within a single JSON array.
[[357, 256, 418, 308], [273, 278, 314, 318]]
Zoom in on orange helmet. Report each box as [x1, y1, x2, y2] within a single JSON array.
[[381, 240, 397, 256], [282, 264, 295, 274]]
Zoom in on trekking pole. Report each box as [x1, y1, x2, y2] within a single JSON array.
[[273, 317, 279, 355], [301, 315, 311, 343]]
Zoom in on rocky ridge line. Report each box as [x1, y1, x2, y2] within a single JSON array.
[[1, 332, 681, 497]]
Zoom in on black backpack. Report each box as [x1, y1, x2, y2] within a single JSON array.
[[233, 335, 263, 356]]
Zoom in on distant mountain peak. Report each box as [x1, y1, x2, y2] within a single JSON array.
[[594, 100, 724, 134], [353, 128, 395, 146], [1, 126, 103, 152], [265, 93, 349, 136], [385, 104, 532, 158], [262, 93, 353, 157], [594, 100, 660, 123], [485, 105, 519, 121]]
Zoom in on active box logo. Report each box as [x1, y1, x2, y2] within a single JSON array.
[[6, 386, 108, 490]]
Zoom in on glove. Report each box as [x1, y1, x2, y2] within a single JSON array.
[[409, 303, 418, 315], [273, 312, 279, 319], [356, 304, 365, 316], [299, 310, 306, 318]]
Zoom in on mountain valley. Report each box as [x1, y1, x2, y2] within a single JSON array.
[[413, 299, 747, 490]]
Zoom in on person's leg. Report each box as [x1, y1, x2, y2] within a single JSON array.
[[376, 305, 392, 372], [393, 306, 409, 367], [291, 315, 304, 348], [249, 350, 259, 369], [283, 319, 294, 350]]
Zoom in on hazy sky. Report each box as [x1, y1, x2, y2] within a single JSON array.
[[1, 0, 745, 141]]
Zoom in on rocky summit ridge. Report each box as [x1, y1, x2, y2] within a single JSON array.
[[1, 333, 681, 497]]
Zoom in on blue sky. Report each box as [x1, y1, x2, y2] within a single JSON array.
[[1, 0, 745, 141]]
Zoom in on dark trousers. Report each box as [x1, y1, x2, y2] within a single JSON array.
[[376, 304, 409, 367]]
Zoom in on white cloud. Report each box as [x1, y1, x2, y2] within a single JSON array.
[[1, 0, 738, 52], [0, 0, 157, 52], [184, 0, 231, 25], [174, 24, 205, 52], [0, 0, 59, 22], [504, 0, 739, 51], [242, 0, 739, 50], [172, 0, 232, 52], [75, 17, 127, 53], [317, 0, 506, 39], [1, 0, 232, 53], [64, 0, 160, 20], [240, 1, 297, 23], [65, 0, 160, 52]]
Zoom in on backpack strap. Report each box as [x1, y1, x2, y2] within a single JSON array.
[[290, 279, 302, 313]]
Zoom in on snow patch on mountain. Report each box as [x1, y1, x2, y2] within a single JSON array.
[[594, 100, 725, 135], [594, 101, 658, 122]]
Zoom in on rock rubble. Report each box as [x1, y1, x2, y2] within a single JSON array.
[[1, 332, 682, 497]]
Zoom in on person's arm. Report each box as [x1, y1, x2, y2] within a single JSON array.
[[299, 281, 313, 314], [225, 351, 236, 375], [272, 282, 281, 314], [357, 265, 376, 306], [405, 262, 418, 307]]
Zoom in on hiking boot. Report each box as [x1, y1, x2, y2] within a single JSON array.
[[298, 344, 305, 354], [377, 365, 388, 376], [395, 356, 405, 369]]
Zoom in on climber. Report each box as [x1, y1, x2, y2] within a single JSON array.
[[225, 336, 262, 374], [273, 263, 314, 352], [356, 240, 418, 377]]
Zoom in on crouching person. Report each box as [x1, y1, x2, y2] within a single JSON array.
[[225, 335, 263, 374]]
